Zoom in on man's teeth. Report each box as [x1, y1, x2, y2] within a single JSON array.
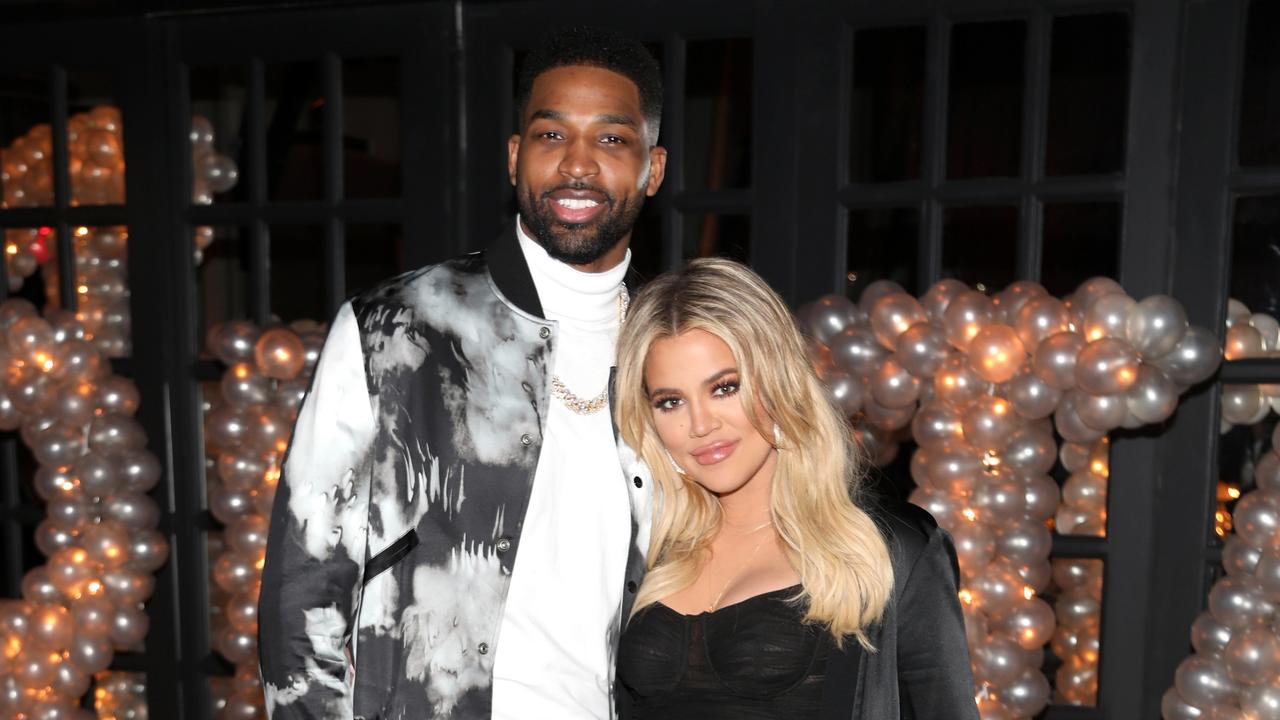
[[556, 198, 599, 209]]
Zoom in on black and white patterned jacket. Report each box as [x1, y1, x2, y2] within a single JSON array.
[[258, 228, 654, 719]]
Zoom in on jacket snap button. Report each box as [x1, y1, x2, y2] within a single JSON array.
[[633, 476, 643, 488], [539, 326, 551, 339], [520, 433, 532, 446], [626, 580, 637, 593], [496, 537, 512, 553], [478, 642, 489, 654]]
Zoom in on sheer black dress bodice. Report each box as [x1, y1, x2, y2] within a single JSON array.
[[618, 585, 847, 719]]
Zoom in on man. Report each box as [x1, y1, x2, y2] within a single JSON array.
[[258, 26, 666, 720]]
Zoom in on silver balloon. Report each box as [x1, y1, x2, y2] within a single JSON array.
[[1224, 625, 1280, 685], [1002, 424, 1056, 475], [88, 413, 147, 452], [1023, 474, 1060, 522], [824, 369, 864, 417], [1161, 688, 1206, 720], [828, 327, 888, 380], [1225, 324, 1265, 361], [869, 293, 927, 351], [1208, 575, 1273, 629], [998, 667, 1051, 717], [1176, 654, 1239, 709], [1054, 394, 1106, 444], [967, 324, 1026, 384], [870, 357, 920, 408], [1252, 313, 1280, 351], [96, 376, 140, 416], [1256, 550, 1280, 602], [796, 294, 864, 344], [1156, 326, 1222, 387], [1222, 385, 1267, 426], [1255, 453, 1280, 492], [102, 567, 155, 606], [1072, 277, 1126, 314], [994, 280, 1048, 324], [971, 475, 1029, 522], [1073, 390, 1128, 431], [51, 382, 97, 427], [31, 422, 87, 467], [74, 452, 120, 498], [67, 632, 113, 674], [126, 528, 170, 573], [1075, 337, 1141, 395], [110, 604, 149, 648], [909, 487, 963, 528], [933, 351, 988, 406], [1234, 491, 1280, 551], [81, 520, 131, 568], [1082, 292, 1134, 342], [208, 321, 261, 366], [21, 567, 62, 604], [1055, 587, 1102, 632], [70, 594, 115, 638], [994, 520, 1051, 564], [1033, 331, 1086, 391], [857, 279, 906, 314], [1126, 364, 1179, 424], [949, 520, 995, 577], [1004, 369, 1062, 420], [894, 322, 950, 378], [1062, 470, 1108, 513], [971, 633, 1025, 685], [1222, 535, 1263, 576], [922, 278, 968, 324], [861, 395, 915, 431], [1190, 611, 1234, 656], [1012, 294, 1070, 355], [103, 491, 160, 530], [1239, 679, 1280, 720], [33, 518, 77, 556], [943, 290, 996, 351], [117, 449, 161, 493], [910, 401, 964, 450]]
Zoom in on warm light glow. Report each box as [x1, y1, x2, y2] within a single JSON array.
[[33, 352, 54, 372], [1228, 487, 1241, 499], [75, 226, 90, 237], [273, 347, 292, 361], [4, 244, 16, 256], [1091, 460, 1108, 476], [959, 589, 974, 605], [78, 284, 89, 294], [1087, 328, 1104, 341], [962, 508, 978, 522], [1117, 368, 1135, 384], [981, 451, 1002, 473], [1023, 586, 1035, 600], [993, 401, 1008, 415], [234, 364, 250, 379], [86, 580, 103, 595]]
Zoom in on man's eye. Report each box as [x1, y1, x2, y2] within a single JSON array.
[[538, 131, 563, 141], [601, 135, 626, 144]]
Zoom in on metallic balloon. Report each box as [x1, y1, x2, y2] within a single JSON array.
[[870, 357, 920, 408], [215, 624, 258, 665], [1224, 625, 1280, 685], [1013, 294, 1071, 354], [1233, 491, 1280, 551], [96, 376, 140, 416], [868, 293, 927, 351], [209, 320, 261, 366], [1004, 370, 1061, 421], [1055, 587, 1102, 632], [1222, 385, 1267, 426], [81, 520, 131, 568], [1161, 688, 1206, 720], [922, 278, 969, 324], [967, 324, 1026, 384], [1225, 324, 1265, 361], [101, 567, 155, 606], [795, 294, 864, 344], [1023, 474, 1060, 522], [1222, 535, 1263, 576], [993, 598, 1056, 651], [21, 567, 62, 604], [1259, 452, 1280, 492], [88, 413, 147, 452], [971, 475, 1029, 523], [69, 594, 115, 638], [1073, 390, 1127, 432], [221, 362, 272, 407], [1072, 277, 1126, 314], [908, 487, 964, 529], [993, 280, 1048, 325], [1002, 424, 1056, 475], [57, 340, 104, 380], [943, 290, 996, 351], [117, 449, 161, 493], [933, 351, 988, 406], [857, 279, 906, 314], [66, 632, 113, 674], [962, 395, 1018, 452], [31, 422, 87, 467], [894, 322, 950, 378], [1252, 313, 1280, 351], [33, 518, 77, 557], [1175, 654, 1239, 709], [973, 562, 1025, 616], [1075, 337, 1141, 395], [109, 604, 149, 649], [926, 447, 981, 495], [28, 602, 74, 650], [910, 401, 964, 450], [125, 528, 170, 573], [255, 327, 307, 381], [949, 520, 995, 577], [104, 491, 160, 531], [74, 452, 120, 498], [51, 658, 91, 699], [225, 590, 259, 634], [994, 520, 1051, 564], [1156, 326, 1222, 387], [861, 394, 916, 431], [1054, 394, 1107, 444], [971, 633, 1026, 686], [823, 369, 864, 417], [1126, 364, 1179, 424], [998, 667, 1051, 717], [827, 327, 888, 380], [51, 381, 97, 427], [1033, 331, 1086, 391], [1239, 679, 1280, 720], [1208, 575, 1273, 629]]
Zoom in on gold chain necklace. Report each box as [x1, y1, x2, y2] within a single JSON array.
[[708, 520, 774, 612], [549, 289, 628, 415]]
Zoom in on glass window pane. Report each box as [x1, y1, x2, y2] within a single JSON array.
[[68, 68, 124, 206], [1045, 14, 1130, 176], [345, 224, 403, 296], [269, 225, 324, 322], [850, 26, 926, 183], [683, 212, 749, 262], [942, 205, 1018, 290], [1, 67, 53, 209], [1041, 202, 1121, 296], [265, 62, 323, 202], [846, 207, 919, 299], [684, 39, 752, 190], [627, 200, 665, 283], [196, 226, 249, 358], [1230, 195, 1280, 316], [1240, 0, 1280, 167], [947, 20, 1026, 179], [344, 58, 402, 199], [190, 65, 248, 204]]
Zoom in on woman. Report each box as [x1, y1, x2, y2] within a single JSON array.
[[614, 258, 978, 719]]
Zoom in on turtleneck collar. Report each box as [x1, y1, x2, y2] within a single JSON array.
[[516, 217, 630, 327]]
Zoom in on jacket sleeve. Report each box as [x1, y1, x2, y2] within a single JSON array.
[[896, 523, 981, 720], [258, 301, 376, 719]]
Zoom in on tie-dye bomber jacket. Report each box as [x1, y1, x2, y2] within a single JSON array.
[[257, 229, 654, 719]]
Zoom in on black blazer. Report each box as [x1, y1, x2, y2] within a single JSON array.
[[820, 500, 981, 720]]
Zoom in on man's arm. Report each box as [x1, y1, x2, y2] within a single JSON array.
[[259, 302, 376, 719]]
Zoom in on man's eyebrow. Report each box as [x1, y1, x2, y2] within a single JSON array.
[[527, 109, 638, 129], [529, 108, 565, 123], [595, 113, 638, 128]]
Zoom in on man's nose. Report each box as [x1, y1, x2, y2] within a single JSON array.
[[558, 136, 600, 179]]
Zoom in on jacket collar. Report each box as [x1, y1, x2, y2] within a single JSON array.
[[485, 221, 545, 320]]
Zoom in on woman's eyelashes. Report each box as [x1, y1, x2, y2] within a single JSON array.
[[650, 377, 742, 413]]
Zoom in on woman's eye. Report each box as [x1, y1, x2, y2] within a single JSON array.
[[653, 396, 681, 412], [711, 381, 740, 397]]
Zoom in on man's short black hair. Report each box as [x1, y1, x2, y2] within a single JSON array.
[[516, 26, 663, 146]]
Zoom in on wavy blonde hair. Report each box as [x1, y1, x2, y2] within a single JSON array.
[[616, 258, 893, 649]]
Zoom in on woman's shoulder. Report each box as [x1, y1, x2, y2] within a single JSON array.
[[862, 494, 954, 588]]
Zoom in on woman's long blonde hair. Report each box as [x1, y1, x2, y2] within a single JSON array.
[[616, 258, 893, 649]]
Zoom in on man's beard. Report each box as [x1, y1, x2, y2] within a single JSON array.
[[519, 184, 644, 265]]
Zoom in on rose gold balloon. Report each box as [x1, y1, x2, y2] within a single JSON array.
[[254, 328, 306, 381], [967, 324, 1026, 384]]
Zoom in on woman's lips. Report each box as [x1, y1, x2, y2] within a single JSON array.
[[690, 440, 738, 466]]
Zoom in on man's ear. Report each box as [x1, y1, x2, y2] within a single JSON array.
[[507, 134, 521, 186], [645, 146, 668, 197]]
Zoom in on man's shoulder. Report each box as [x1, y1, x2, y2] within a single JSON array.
[[349, 250, 489, 314]]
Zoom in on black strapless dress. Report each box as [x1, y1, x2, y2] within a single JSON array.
[[618, 585, 852, 719]]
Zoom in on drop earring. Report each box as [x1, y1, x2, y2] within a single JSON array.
[[773, 423, 783, 447], [666, 450, 687, 476]]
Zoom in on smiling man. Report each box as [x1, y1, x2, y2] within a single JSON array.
[[258, 27, 665, 720]]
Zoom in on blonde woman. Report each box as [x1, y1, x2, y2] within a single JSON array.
[[614, 258, 978, 719]]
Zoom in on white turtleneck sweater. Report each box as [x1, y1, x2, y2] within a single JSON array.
[[490, 221, 632, 720]]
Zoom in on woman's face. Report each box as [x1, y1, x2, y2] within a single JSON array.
[[643, 328, 777, 497]]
